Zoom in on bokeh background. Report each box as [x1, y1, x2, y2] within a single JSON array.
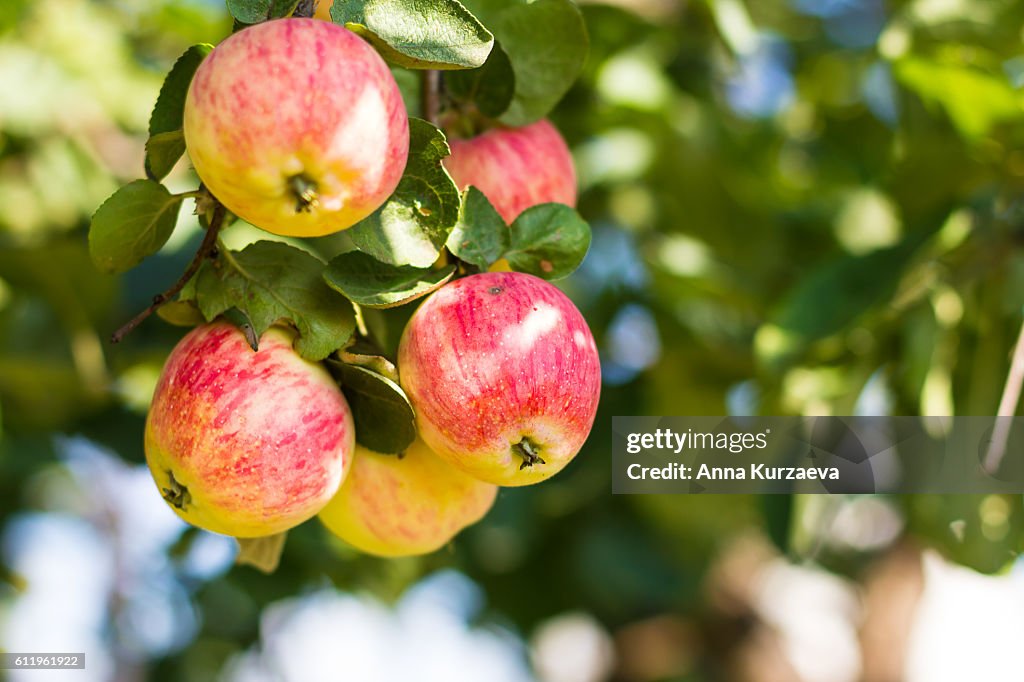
[[3, 0, 1024, 680]]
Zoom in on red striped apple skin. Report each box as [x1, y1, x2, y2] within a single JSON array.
[[145, 322, 355, 537], [318, 439, 497, 557], [398, 272, 601, 486], [183, 18, 408, 237], [444, 119, 577, 223]]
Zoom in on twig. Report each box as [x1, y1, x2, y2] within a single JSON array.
[[984, 314, 1024, 474], [294, 0, 318, 19], [421, 70, 441, 126], [110, 204, 226, 344]]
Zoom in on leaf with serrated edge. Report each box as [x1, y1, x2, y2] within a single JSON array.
[[326, 360, 416, 454], [349, 119, 460, 267], [89, 180, 183, 274], [146, 44, 212, 180], [324, 251, 455, 308], [504, 203, 590, 280], [447, 186, 509, 269], [332, 0, 492, 70], [445, 41, 515, 118], [187, 241, 355, 360]]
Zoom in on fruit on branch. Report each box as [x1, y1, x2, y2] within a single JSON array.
[[318, 438, 497, 557], [444, 119, 577, 223], [183, 18, 408, 237], [145, 322, 355, 537], [398, 272, 601, 486]]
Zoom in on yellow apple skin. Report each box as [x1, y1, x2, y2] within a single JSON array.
[[183, 19, 409, 237], [145, 322, 355, 537], [318, 439, 497, 557], [314, 0, 333, 20]]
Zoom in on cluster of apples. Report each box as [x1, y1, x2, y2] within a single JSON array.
[[144, 17, 599, 557]]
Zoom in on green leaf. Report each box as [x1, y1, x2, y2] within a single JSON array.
[[88, 180, 183, 274], [145, 44, 212, 180], [349, 118, 460, 268], [759, 240, 923, 365], [331, 0, 493, 70], [326, 360, 416, 454], [156, 300, 206, 327], [145, 131, 186, 182], [324, 251, 455, 308], [503, 203, 590, 280], [226, 0, 300, 24], [186, 241, 356, 360], [446, 187, 509, 269], [235, 533, 287, 573], [480, 0, 588, 126], [894, 57, 1024, 140], [445, 41, 515, 118]]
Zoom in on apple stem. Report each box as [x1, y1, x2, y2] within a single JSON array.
[[161, 471, 192, 511], [288, 174, 319, 213], [513, 438, 546, 470]]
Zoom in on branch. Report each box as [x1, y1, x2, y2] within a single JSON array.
[[421, 70, 441, 126], [984, 314, 1024, 474], [294, 0, 318, 19], [110, 204, 226, 344]]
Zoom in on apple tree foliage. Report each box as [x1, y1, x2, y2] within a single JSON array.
[[8, 0, 1024, 677], [86, 0, 593, 456]]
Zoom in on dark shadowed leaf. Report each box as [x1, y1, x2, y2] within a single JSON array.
[[326, 359, 416, 454], [478, 0, 588, 126], [445, 41, 515, 118]]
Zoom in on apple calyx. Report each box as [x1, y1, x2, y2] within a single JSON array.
[[288, 174, 320, 213], [161, 470, 192, 511], [514, 438, 547, 470]]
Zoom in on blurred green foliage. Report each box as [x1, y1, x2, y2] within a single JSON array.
[[3, 0, 1024, 680]]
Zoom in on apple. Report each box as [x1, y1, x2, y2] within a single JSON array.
[[444, 119, 578, 224], [318, 438, 497, 557], [183, 18, 409, 237], [145, 322, 355, 537], [398, 272, 601, 486]]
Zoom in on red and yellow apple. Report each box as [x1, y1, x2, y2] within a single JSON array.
[[183, 18, 409, 237], [398, 272, 601, 486], [318, 438, 497, 557], [444, 119, 577, 224], [145, 322, 355, 537]]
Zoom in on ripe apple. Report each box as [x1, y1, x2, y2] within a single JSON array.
[[318, 438, 497, 557], [145, 322, 355, 537], [183, 18, 408, 237], [444, 119, 577, 224], [398, 272, 601, 486]]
